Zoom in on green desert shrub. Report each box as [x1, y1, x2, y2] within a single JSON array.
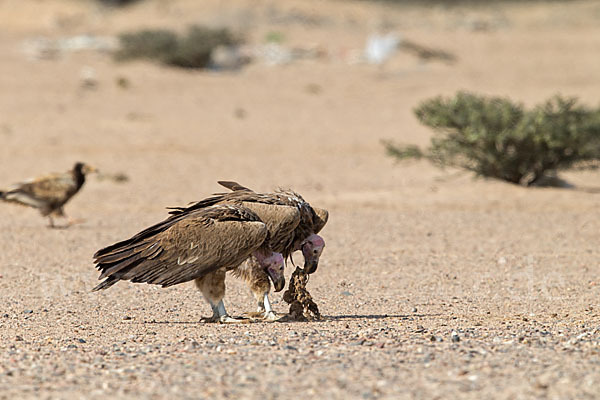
[[166, 26, 238, 68], [114, 29, 178, 62], [114, 25, 239, 69], [385, 92, 600, 186]]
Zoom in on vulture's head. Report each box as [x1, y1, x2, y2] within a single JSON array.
[[301, 233, 325, 274], [256, 251, 285, 292]]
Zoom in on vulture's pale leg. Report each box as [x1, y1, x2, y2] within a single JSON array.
[[214, 300, 249, 324], [245, 273, 279, 321], [196, 270, 248, 324], [261, 294, 279, 321]]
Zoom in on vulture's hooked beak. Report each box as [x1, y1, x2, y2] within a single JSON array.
[[303, 259, 319, 274], [272, 275, 285, 292], [265, 253, 285, 292], [266, 267, 285, 292]]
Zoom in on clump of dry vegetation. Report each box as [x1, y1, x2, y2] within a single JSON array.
[[385, 92, 600, 186], [114, 25, 240, 69]]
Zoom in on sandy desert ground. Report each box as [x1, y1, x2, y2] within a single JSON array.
[[1, 0, 600, 398]]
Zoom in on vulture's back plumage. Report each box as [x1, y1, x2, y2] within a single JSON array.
[[167, 181, 328, 260], [93, 204, 270, 291]]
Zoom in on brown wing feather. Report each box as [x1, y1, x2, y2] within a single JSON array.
[[168, 182, 327, 258], [312, 207, 329, 234], [218, 180, 253, 192], [239, 202, 300, 255], [93, 205, 268, 290]]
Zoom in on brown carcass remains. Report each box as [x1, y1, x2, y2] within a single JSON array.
[[282, 266, 321, 321]]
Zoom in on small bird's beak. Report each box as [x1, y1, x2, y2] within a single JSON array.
[[303, 259, 319, 274]]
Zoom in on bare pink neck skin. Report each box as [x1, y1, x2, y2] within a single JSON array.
[[253, 248, 283, 267]]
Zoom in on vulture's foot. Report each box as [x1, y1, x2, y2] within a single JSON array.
[[200, 300, 250, 323], [200, 315, 220, 323], [243, 310, 282, 322], [198, 315, 247, 324], [200, 314, 250, 324], [263, 311, 282, 322], [219, 315, 251, 324]]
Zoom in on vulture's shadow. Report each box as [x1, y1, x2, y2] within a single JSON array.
[[324, 313, 442, 320], [136, 313, 441, 325]]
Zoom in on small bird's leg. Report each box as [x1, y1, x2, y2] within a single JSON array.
[[63, 210, 85, 226]]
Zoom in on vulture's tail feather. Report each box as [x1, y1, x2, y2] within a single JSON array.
[[92, 277, 118, 291]]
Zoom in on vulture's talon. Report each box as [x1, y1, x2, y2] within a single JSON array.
[[242, 311, 265, 320], [219, 315, 251, 324], [263, 311, 281, 322], [243, 311, 281, 322]]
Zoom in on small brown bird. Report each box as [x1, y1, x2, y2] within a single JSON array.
[[0, 162, 97, 228], [92, 203, 286, 324]]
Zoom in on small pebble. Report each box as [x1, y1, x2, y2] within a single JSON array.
[[412, 307, 418, 313], [123, 316, 132, 320], [451, 331, 460, 342], [23, 310, 33, 314]]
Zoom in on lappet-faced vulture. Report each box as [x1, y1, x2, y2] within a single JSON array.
[[92, 204, 286, 323], [0, 162, 97, 228], [167, 181, 328, 320]]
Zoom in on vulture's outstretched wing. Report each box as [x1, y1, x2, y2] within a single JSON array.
[[93, 205, 268, 291]]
